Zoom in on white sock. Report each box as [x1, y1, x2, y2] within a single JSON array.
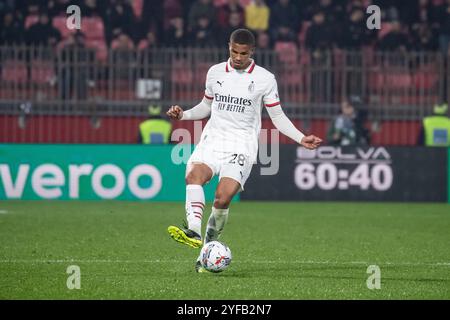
[[185, 184, 205, 236], [205, 207, 229, 244]]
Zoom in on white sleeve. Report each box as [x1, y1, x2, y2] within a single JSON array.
[[263, 75, 281, 108], [263, 75, 305, 143], [181, 97, 212, 120], [204, 66, 214, 100], [181, 66, 214, 120], [266, 104, 305, 144]]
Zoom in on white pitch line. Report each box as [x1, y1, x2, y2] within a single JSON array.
[[0, 259, 449, 267], [0, 210, 9, 214], [0, 259, 179, 264]]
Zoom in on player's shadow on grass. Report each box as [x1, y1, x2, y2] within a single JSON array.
[[217, 264, 365, 279], [226, 264, 450, 281]]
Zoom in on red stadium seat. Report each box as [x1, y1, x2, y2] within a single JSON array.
[[412, 71, 438, 90], [274, 41, 298, 64], [132, 0, 144, 18], [378, 22, 394, 40], [137, 39, 148, 50], [30, 60, 55, 83], [387, 73, 412, 89], [279, 65, 302, 85], [53, 15, 76, 39], [333, 48, 345, 66], [85, 39, 108, 62], [171, 59, 193, 84], [298, 21, 311, 46], [194, 62, 211, 83], [25, 14, 39, 29], [1, 60, 28, 83], [368, 71, 385, 91], [239, 0, 252, 6], [369, 71, 412, 91], [362, 46, 375, 66], [112, 83, 134, 100], [111, 37, 134, 50], [396, 95, 440, 105], [298, 49, 310, 66], [81, 16, 105, 41]]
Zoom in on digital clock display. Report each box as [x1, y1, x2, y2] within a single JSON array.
[[294, 146, 393, 191]]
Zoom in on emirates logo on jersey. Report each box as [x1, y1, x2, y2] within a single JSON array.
[[214, 94, 252, 106], [214, 93, 251, 113]]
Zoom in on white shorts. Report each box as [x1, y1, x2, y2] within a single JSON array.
[[187, 142, 254, 191]]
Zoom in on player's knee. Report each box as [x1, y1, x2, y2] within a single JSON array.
[[213, 195, 231, 209], [185, 171, 205, 185]]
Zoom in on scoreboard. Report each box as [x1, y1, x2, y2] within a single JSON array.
[[243, 146, 448, 202]]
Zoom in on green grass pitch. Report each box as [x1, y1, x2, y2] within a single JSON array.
[[0, 201, 449, 299]]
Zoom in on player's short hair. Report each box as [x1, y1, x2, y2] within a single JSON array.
[[230, 29, 255, 47]]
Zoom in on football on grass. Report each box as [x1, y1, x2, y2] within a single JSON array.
[[200, 241, 232, 273]]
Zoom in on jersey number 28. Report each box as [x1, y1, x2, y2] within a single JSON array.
[[229, 154, 246, 166]]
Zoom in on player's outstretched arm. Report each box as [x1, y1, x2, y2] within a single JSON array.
[[167, 97, 212, 121], [266, 104, 322, 149]]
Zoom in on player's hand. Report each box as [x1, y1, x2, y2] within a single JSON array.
[[300, 135, 322, 150], [167, 105, 183, 120]]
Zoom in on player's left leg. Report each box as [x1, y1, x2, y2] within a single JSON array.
[[196, 152, 253, 273], [205, 177, 241, 243], [196, 177, 241, 273], [202, 152, 253, 245]]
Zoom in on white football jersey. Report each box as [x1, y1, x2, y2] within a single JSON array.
[[200, 58, 280, 160]]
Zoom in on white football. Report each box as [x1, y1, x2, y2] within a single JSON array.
[[200, 241, 232, 273]]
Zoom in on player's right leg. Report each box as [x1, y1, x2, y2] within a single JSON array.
[[167, 162, 213, 249]]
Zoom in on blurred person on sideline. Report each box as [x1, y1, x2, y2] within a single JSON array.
[[328, 96, 370, 146], [58, 31, 95, 100], [138, 105, 172, 144], [417, 102, 450, 147]]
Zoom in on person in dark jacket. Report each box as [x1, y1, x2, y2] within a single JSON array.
[[26, 11, 61, 46]]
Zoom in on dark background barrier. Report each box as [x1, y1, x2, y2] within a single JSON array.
[[242, 146, 448, 202]]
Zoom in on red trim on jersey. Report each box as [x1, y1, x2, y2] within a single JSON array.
[[204, 94, 213, 100], [265, 101, 281, 107], [247, 61, 256, 73], [226, 59, 256, 73]]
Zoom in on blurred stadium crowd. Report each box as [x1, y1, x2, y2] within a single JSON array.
[[0, 0, 449, 56], [0, 1, 448, 145]]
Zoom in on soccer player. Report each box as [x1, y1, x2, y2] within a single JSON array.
[[167, 28, 322, 272]]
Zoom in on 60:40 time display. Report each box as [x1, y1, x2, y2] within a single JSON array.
[[295, 163, 393, 191]]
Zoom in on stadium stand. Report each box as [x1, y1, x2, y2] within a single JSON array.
[[0, 0, 448, 145]]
